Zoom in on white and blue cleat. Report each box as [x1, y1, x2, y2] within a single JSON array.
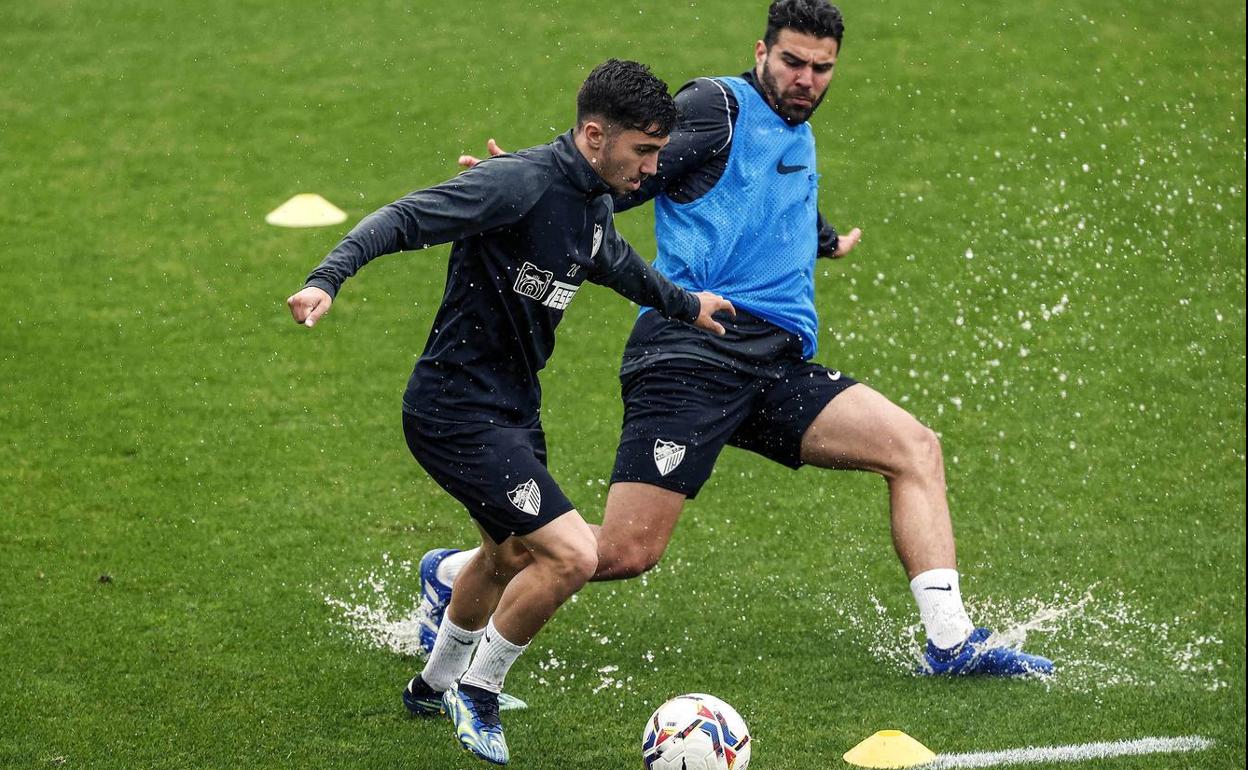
[[444, 682, 510, 765], [403, 674, 529, 715], [921, 627, 1055, 677], [416, 548, 459, 655]]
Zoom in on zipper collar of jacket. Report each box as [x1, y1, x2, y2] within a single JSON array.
[[552, 130, 613, 199]]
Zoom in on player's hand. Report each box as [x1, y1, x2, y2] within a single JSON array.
[[832, 227, 862, 258], [692, 291, 736, 336], [286, 286, 333, 328], [458, 139, 507, 169]]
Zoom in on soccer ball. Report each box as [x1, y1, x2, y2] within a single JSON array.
[[641, 693, 751, 770]]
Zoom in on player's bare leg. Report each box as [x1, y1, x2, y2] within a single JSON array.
[[800, 382, 1053, 674], [406, 518, 586, 716], [484, 511, 598, 644], [409, 528, 528, 700], [432, 483, 685, 584], [442, 529, 532, 629], [798, 382, 956, 578], [436, 513, 598, 764], [591, 482, 687, 580], [429, 512, 596, 685]]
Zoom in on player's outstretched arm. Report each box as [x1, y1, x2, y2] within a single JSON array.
[[295, 155, 548, 313], [286, 286, 332, 328]]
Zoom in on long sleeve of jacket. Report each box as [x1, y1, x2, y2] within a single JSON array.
[[304, 156, 547, 298], [589, 218, 700, 323], [816, 211, 840, 257]]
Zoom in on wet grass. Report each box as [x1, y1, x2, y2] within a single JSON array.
[[1, 0, 1243, 768]]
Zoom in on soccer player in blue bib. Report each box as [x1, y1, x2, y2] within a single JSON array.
[[287, 60, 734, 764], [431, 0, 1053, 679]]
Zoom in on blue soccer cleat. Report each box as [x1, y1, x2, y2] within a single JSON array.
[[416, 548, 460, 655], [402, 674, 444, 716], [443, 682, 509, 765], [922, 627, 1055, 677]]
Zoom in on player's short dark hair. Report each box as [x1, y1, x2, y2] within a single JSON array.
[[576, 59, 678, 138], [763, 0, 845, 47]]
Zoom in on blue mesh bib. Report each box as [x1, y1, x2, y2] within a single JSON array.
[[651, 76, 820, 357]]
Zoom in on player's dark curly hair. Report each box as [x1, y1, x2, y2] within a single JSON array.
[[576, 59, 678, 137], [764, 0, 845, 47]]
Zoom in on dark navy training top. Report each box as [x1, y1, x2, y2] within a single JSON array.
[[305, 131, 701, 427]]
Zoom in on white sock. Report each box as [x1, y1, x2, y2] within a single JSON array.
[[420, 616, 484, 691], [438, 548, 477, 586], [459, 618, 528, 694], [910, 568, 975, 649]]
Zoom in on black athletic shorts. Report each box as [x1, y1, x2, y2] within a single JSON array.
[[402, 411, 575, 543], [610, 358, 857, 498]]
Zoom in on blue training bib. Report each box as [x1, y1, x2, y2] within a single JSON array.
[[651, 76, 821, 358]]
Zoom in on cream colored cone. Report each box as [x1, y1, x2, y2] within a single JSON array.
[[265, 194, 347, 228], [843, 730, 936, 768]]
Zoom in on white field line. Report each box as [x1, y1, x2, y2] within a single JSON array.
[[922, 736, 1214, 768]]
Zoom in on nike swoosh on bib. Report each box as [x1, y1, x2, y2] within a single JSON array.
[[776, 160, 807, 174]]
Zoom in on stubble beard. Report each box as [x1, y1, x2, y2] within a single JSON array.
[[601, 135, 645, 193], [759, 59, 824, 125]]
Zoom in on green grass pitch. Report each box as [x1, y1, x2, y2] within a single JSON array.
[[1, 0, 1243, 768]]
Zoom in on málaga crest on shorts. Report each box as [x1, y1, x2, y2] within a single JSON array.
[[653, 439, 686, 477], [507, 478, 542, 516]]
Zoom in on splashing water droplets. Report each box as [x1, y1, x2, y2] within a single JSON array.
[[323, 553, 428, 657]]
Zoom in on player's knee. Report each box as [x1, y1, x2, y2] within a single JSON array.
[[898, 421, 944, 479], [552, 538, 599, 587], [593, 538, 653, 579], [565, 547, 599, 586], [614, 544, 662, 578]]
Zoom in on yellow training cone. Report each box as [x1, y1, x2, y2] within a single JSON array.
[[843, 730, 936, 768], [265, 194, 348, 228]]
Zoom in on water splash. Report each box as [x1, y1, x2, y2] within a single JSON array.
[[323, 554, 1229, 694], [323, 552, 427, 657], [832, 581, 1228, 692], [984, 587, 1096, 649]]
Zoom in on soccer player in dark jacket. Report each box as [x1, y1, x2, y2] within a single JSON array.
[[286, 59, 733, 764]]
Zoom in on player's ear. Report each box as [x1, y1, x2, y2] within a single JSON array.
[[582, 120, 605, 150], [754, 39, 768, 66]]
